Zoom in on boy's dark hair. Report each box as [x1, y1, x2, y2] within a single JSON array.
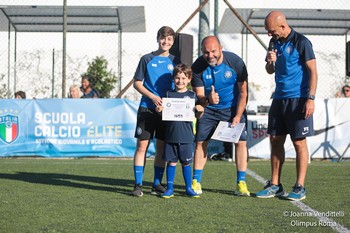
[[15, 91, 26, 99], [173, 63, 192, 79], [157, 26, 175, 41]]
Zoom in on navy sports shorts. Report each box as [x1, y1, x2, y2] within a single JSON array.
[[268, 98, 314, 139], [163, 143, 194, 165], [195, 106, 248, 142], [134, 107, 166, 140]]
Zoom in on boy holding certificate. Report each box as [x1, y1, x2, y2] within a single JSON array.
[[156, 64, 204, 198]]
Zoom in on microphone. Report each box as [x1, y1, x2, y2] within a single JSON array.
[[268, 39, 276, 71]]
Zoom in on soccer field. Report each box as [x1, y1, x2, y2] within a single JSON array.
[[0, 159, 349, 233]]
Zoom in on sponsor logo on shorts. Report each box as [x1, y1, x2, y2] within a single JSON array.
[[301, 127, 309, 135], [137, 127, 142, 135]]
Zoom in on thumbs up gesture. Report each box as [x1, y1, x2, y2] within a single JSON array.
[[208, 85, 219, 105]]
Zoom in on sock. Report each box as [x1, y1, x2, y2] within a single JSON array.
[[153, 166, 165, 187], [193, 169, 203, 183], [166, 165, 176, 190], [182, 165, 192, 190], [237, 170, 246, 183], [134, 165, 144, 185]]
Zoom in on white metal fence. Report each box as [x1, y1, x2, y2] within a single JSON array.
[[0, 0, 349, 100]]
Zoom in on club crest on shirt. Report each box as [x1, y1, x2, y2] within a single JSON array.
[[225, 71, 232, 78], [167, 64, 174, 71], [286, 46, 293, 54]]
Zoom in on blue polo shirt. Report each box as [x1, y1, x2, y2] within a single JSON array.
[[270, 29, 316, 99], [191, 51, 248, 110], [134, 51, 180, 109]]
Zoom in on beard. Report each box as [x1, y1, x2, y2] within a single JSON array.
[[206, 53, 221, 66]]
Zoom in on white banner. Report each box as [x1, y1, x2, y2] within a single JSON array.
[[208, 98, 350, 160]]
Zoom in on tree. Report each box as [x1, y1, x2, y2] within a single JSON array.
[[83, 56, 118, 98]]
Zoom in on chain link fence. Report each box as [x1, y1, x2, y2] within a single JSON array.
[[0, 0, 349, 100]]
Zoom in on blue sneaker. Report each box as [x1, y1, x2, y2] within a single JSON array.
[[256, 180, 284, 198], [161, 189, 174, 199], [186, 188, 200, 198], [287, 183, 306, 201]]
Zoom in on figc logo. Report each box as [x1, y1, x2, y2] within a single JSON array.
[[0, 114, 19, 144]]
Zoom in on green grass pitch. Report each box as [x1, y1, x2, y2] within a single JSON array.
[[0, 158, 349, 232]]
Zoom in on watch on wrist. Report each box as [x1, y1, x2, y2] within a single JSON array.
[[308, 95, 315, 100]]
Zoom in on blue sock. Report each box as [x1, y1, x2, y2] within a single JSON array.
[[134, 165, 144, 185], [153, 166, 165, 187], [166, 165, 176, 190], [182, 165, 192, 189], [237, 170, 246, 183], [193, 169, 203, 183]]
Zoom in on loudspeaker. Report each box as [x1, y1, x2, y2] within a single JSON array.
[[170, 33, 193, 66], [347, 41, 350, 76]]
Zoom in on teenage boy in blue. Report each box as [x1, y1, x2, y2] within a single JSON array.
[[256, 11, 318, 201], [155, 64, 204, 198], [132, 26, 180, 197], [191, 36, 250, 196]]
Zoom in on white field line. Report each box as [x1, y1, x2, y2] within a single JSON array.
[[246, 169, 350, 233]]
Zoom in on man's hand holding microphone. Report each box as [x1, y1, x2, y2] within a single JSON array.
[[266, 39, 277, 74]]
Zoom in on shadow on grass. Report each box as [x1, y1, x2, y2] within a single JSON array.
[[201, 188, 260, 198], [0, 172, 154, 196], [0, 172, 262, 198]]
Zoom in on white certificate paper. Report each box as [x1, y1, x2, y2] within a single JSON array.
[[211, 121, 245, 143], [162, 98, 195, 122]]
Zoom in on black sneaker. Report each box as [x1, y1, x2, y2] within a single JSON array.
[[131, 184, 143, 197], [151, 184, 166, 195], [220, 152, 233, 162], [209, 153, 220, 161]]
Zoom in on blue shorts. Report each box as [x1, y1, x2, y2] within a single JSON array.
[[163, 143, 194, 165], [195, 106, 248, 142], [268, 98, 314, 139]]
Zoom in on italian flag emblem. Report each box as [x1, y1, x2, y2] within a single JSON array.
[[0, 114, 19, 144]]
